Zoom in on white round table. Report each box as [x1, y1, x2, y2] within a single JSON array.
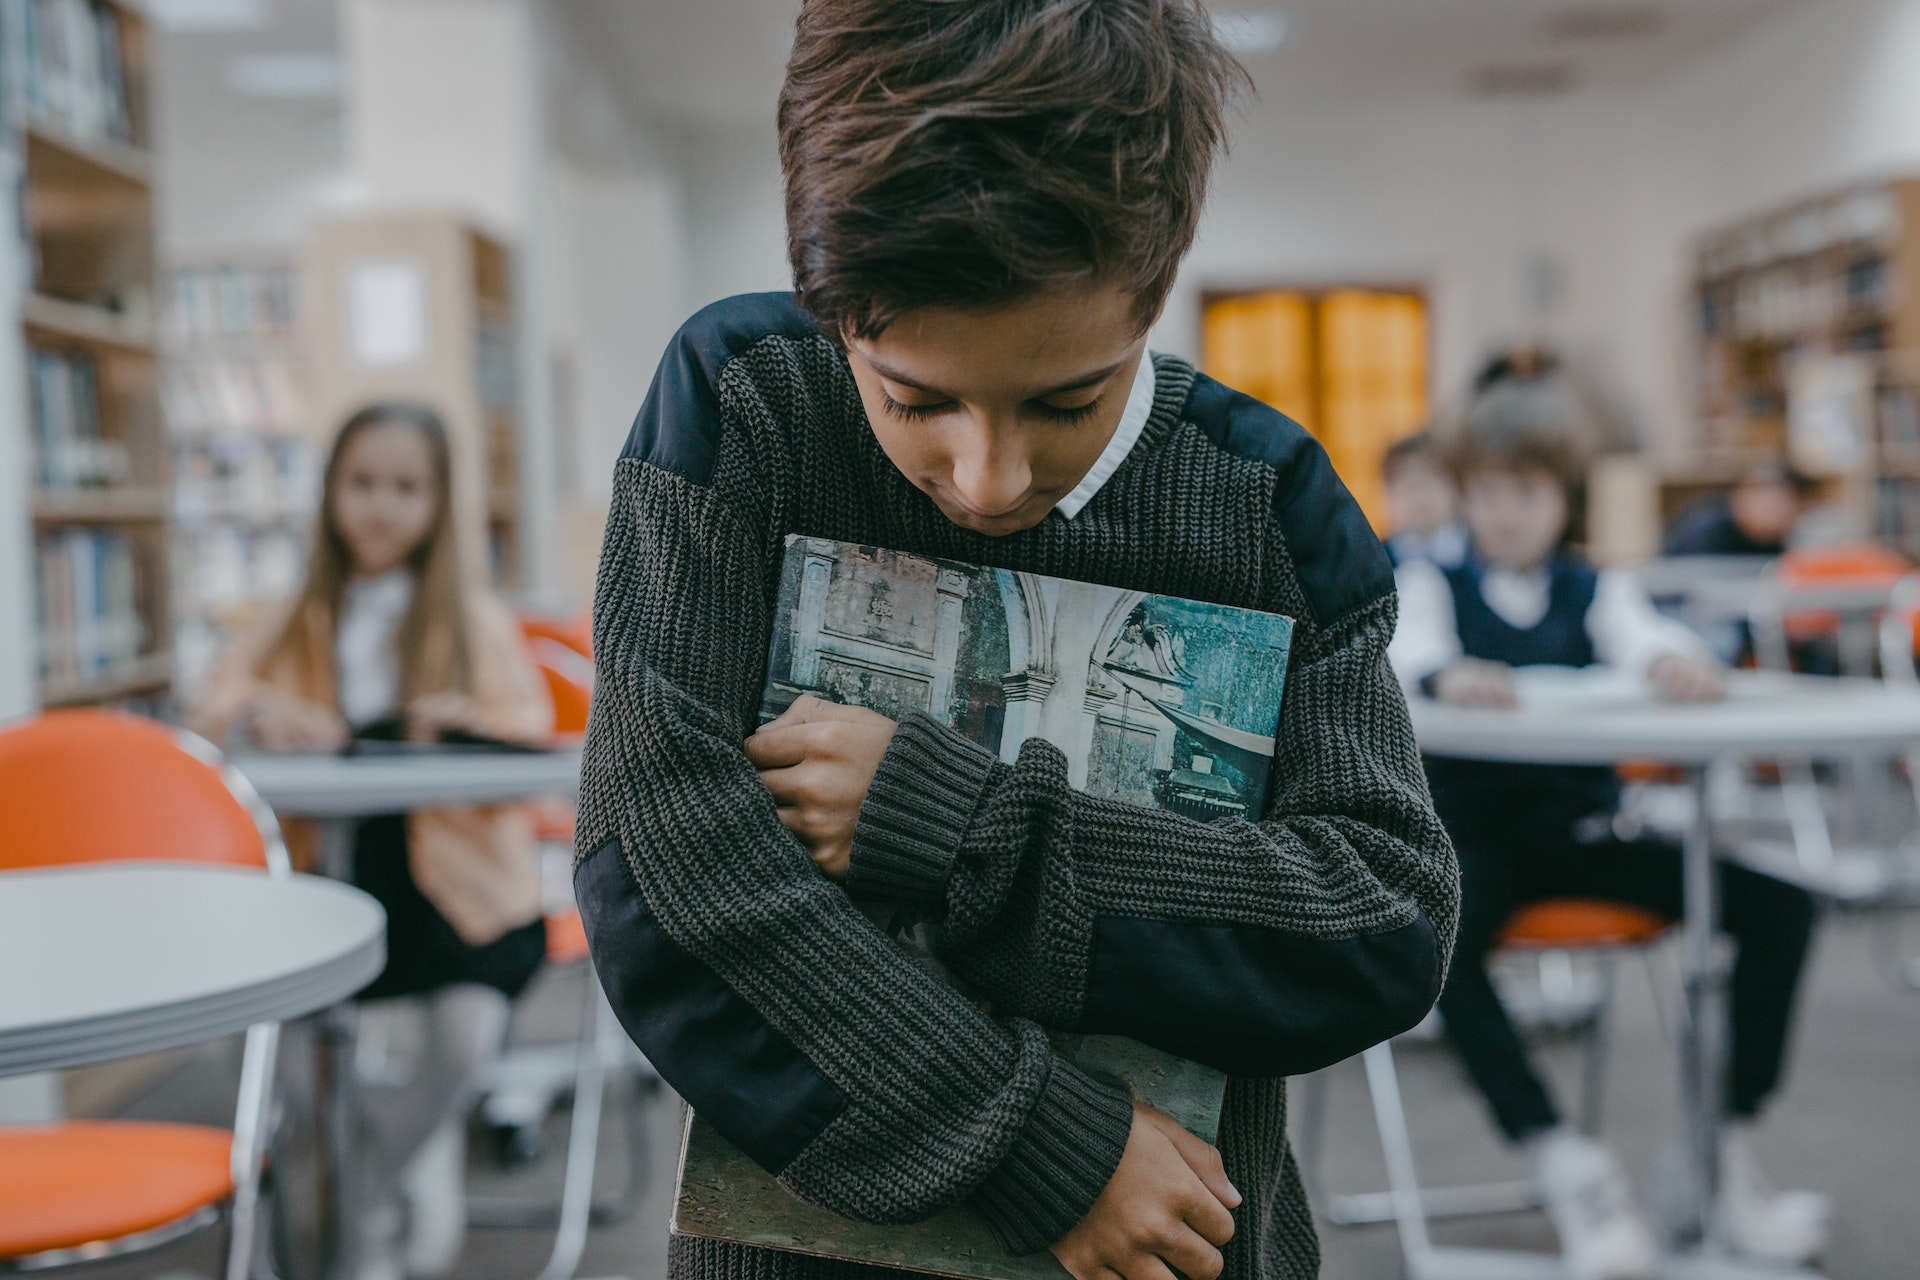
[[0, 863, 385, 1077], [1409, 669, 1920, 764], [1407, 670, 1920, 1278]]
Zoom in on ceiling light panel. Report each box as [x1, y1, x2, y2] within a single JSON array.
[[146, 0, 270, 31]]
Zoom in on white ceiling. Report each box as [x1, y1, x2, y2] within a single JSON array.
[[563, 0, 1804, 127]]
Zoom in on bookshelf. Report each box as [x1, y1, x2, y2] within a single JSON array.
[[302, 215, 521, 589], [163, 255, 315, 697], [1684, 177, 1920, 555], [3, 0, 171, 709]]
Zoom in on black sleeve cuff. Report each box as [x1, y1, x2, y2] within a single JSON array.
[[846, 712, 998, 913], [967, 1053, 1135, 1255]]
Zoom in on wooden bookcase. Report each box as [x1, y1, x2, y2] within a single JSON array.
[[162, 253, 315, 698], [301, 215, 520, 588], [5, 0, 172, 708], [1678, 177, 1920, 555]]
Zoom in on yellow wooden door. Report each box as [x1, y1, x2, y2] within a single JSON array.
[[1200, 288, 1429, 530]]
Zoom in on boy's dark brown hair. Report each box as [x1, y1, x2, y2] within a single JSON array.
[[1381, 431, 1443, 484], [1448, 379, 1594, 544], [778, 0, 1247, 343]]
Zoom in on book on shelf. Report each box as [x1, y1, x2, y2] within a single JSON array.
[[166, 264, 300, 345], [29, 344, 128, 490], [34, 528, 145, 685], [673, 535, 1296, 1279], [0, 0, 133, 146], [163, 358, 304, 435]]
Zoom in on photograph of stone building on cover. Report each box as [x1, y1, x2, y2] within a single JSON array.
[[763, 536, 1295, 823]]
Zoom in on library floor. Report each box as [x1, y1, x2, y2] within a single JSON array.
[[85, 913, 1919, 1280]]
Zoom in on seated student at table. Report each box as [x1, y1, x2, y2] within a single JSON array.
[[189, 401, 551, 1278], [1662, 458, 1814, 558], [1382, 431, 1467, 569], [1388, 381, 1825, 1280]]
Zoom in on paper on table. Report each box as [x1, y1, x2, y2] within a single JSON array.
[[1509, 665, 1649, 711]]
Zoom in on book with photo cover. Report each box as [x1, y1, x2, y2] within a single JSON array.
[[672, 535, 1297, 1279]]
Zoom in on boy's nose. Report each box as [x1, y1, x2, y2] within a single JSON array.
[[948, 433, 1034, 517]]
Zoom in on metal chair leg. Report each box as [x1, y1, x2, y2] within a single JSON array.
[[225, 1021, 281, 1280], [1361, 1041, 1434, 1268], [531, 981, 615, 1280]]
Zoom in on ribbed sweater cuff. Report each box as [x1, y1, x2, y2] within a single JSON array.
[[846, 712, 997, 911], [969, 1055, 1135, 1255]]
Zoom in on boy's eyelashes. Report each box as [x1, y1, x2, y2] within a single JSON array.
[[878, 390, 1107, 426]]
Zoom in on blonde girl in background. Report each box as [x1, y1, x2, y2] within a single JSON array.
[[191, 401, 552, 1278]]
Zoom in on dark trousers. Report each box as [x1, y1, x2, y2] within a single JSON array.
[[1434, 798, 1817, 1142]]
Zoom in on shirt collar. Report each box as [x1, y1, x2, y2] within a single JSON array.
[[1053, 353, 1157, 520]]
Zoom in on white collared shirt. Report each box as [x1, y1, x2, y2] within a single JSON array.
[[1388, 557, 1711, 693], [1053, 352, 1157, 520], [336, 569, 412, 727]]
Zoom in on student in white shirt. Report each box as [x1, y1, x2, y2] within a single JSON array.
[[1388, 382, 1825, 1280], [191, 402, 551, 1278]]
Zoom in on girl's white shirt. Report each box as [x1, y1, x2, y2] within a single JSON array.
[[336, 569, 413, 727]]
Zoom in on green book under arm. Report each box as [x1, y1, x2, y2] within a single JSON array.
[[672, 536, 1295, 1279]]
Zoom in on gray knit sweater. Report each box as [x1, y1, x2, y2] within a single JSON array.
[[574, 293, 1459, 1280]]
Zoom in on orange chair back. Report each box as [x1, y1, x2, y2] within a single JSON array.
[[1776, 543, 1909, 587], [1497, 899, 1669, 951], [520, 611, 594, 738], [0, 710, 265, 872], [1770, 543, 1911, 649]]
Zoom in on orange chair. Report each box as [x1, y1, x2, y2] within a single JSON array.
[[0, 710, 289, 1279], [1329, 898, 1671, 1264], [1752, 542, 1911, 672]]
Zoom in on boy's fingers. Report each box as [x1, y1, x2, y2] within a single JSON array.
[[1159, 1226, 1226, 1280], [1182, 1186, 1237, 1249], [745, 725, 815, 768], [756, 764, 809, 805], [1159, 1122, 1240, 1212], [1121, 1254, 1182, 1280]]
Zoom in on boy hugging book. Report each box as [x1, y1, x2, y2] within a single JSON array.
[[671, 537, 1295, 1276], [573, 4, 1457, 1280]]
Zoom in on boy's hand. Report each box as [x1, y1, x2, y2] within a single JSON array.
[[1649, 653, 1724, 703], [745, 695, 896, 879], [1431, 658, 1518, 708], [1050, 1102, 1240, 1280]]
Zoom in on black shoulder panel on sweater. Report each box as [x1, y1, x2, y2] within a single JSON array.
[[575, 837, 847, 1173], [1078, 911, 1441, 1077], [1183, 372, 1395, 627], [619, 292, 822, 485]]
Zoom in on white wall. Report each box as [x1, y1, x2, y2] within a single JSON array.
[[1161, 0, 1920, 455], [652, 0, 1920, 459], [674, 121, 791, 316], [152, 42, 353, 256]]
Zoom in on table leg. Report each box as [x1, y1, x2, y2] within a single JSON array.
[[313, 817, 362, 1280], [1677, 766, 1726, 1248]]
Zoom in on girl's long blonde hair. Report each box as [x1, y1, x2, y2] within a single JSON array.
[[259, 402, 474, 705]]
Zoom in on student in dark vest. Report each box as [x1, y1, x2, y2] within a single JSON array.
[[1389, 379, 1824, 1280]]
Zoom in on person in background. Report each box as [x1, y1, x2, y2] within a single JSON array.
[[1381, 431, 1467, 569], [190, 402, 551, 1279], [1662, 459, 1815, 557], [1389, 379, 1825, 1280]]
